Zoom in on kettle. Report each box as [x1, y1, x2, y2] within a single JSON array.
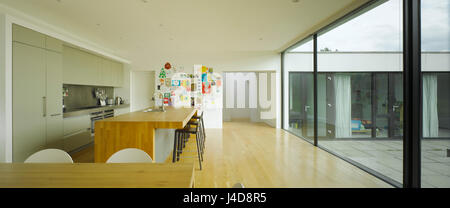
[[115, 96, 123, 105]]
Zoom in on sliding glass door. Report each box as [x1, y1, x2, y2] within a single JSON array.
[[421, 0, 450, 188], [388, 73, 404, 138], [288, 72, 314, 142], [283, 37, 314, 142], [317, 0, 404, 185]]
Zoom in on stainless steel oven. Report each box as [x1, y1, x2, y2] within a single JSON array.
[[90, 109, 114, 135]]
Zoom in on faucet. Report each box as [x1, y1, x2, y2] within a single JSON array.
[[153, 91, 165, 112]]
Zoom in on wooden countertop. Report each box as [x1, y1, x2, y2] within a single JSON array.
[[0, 163, 195, 188], [99, 106, 197, 129]]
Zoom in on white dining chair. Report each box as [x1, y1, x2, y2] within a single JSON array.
[[106, 148, 153, 163], [24, 149, 74, 163]]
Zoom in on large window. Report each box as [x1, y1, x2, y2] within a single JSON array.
[[282, 0, 405, 186], [282, 0, 449, 188], [283, 38, 314, 143], [316, 0, 403, 185], [421, 0, 450, 188]]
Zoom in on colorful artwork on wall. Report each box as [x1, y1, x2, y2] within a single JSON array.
[[165, 62, 172, 70], [172, 80, 180, 86], [165, 78, 171, 87], [159, 68, 166, 78]]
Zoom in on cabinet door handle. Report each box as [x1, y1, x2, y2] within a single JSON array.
[[42, 96, 47, 117], [50, 113, 61, 116]]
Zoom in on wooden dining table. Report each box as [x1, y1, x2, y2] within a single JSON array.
[[0, 162, 195, 188]]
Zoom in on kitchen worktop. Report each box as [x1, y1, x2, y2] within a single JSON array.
[[94, 106, 197, 162], [100, 106, 196, 128], [63, 104, 130, 118]]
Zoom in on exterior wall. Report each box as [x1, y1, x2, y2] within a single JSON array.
[[285, 52, 450, 72]]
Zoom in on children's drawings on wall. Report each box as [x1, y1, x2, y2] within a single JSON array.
[[172, 80, 180, 86]]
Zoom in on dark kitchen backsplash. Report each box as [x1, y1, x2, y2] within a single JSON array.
[[63, 84, 114, 111]]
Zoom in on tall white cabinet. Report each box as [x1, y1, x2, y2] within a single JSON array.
[[12, 24, 64, 162]]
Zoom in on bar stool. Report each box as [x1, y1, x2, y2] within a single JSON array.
[[187, 112, 205, 154], [172, 116, 204, 170]]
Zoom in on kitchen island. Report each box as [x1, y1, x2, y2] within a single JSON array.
[[94, 107, 197, 163]]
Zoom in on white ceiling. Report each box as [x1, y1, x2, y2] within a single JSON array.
[[0, 0, 365, 70]]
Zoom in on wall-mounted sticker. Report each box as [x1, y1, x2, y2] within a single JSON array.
[[159, 68, 166, 78], [202, 66, 208, 73], [157, 85, 161, 90], [172, 80, 180, 86], [164, 93, 171, 98], [165, 78, 171, 87], [165, 62, 172, 70], [182, 80, 189, 87]]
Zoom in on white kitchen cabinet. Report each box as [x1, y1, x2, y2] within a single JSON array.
[[64, 130, 92, 153], [62, 115, 91, 152], [114, 107, 130, 116], [12, 41, 47, 162], [63, 46, 123, 87], [45, 36, 63, 53], [63, 115, 90, 136], [99, 57, 113, 86], [12, 24, 65, 162], [45, 50, 64, 149], [12, 24, 46, 48], [62, 46, 81, 85]]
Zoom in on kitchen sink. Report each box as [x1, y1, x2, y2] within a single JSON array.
[[143, 108, 165, 112]]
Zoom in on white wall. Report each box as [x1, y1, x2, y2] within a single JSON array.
[[0, 13, 12, 162], [153, 51, 280, 73], [0, 14, 7, 162], [131, 71, 155, 112]]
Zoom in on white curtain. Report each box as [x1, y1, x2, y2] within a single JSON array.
[[423, 74, 439, 137], [334, 74, 352, 138]]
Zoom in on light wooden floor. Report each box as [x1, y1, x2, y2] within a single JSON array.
[[71, 121, 392, 188]]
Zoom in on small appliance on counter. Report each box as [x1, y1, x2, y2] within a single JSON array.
[[95, 88, 107, 106], [115, 96, 123, 105], [106, 97, 114, 105]]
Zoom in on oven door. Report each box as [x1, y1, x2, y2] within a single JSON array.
[[90, 111, 104, 135]]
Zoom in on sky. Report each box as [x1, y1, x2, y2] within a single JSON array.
[[291, 0, 449, 52]]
